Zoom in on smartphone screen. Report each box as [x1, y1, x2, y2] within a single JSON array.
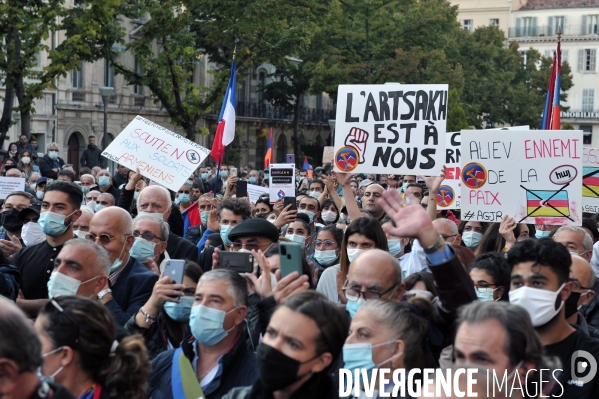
[[236, 180, 248, 197]]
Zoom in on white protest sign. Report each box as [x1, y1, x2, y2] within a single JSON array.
[[247, 184, 269, 204], [0, 177, 25, 199], [460, 130, 583, 225], [582, 147, 599, 213], [332, 84, 448, 175], [101, 116, 210, 192], [322, 147, 334, 163], [438, 127, 530, 210], [269, 164, 295, 203]]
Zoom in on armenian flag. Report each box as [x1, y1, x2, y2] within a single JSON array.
[[583, 167, 599, 198], [302, 155, 310, 170], [181, 200, 201, 237], [264, 128, 273, 169], [526, 190, 570, 217]]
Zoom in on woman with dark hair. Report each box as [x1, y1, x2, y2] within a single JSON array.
[[285, 219, 312, 250], [316, 199, 340, 226], [404, 271, 438, 300], [475, 216, 521, 257], [7, 142, 19, 163], [316, 217, 388, 303], [307, 225, 344, 285], [458, 221, 489, 250], [35, 296, 150, 399], [125, 261, 203, 358], [468, 253, 510, 301], [223, 291, 349, 399], [17, 149, 39, 181], [255, 197, 273, 217]]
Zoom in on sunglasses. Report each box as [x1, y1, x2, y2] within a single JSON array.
[[133, 231, 162, 241], [85, 232, 126, 245], [178, 190, 190, 194]]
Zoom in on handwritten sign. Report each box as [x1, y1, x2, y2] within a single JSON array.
[[460, 129, 583, 225], [322, 147, 334, 164], [247, 184, 269, 204], [0, 177, 25, 200], [101, 116, 210, 192], [582, 147, 599, 213], [332, 84, 448, 175], [269, 164, 295, 203]]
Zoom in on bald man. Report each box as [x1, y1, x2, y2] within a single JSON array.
[[568, 255, 599, 338], [96, 192, 115, 211], [361, 184, 385, 220], [433, 218, 462, 247], [89, 207, 158, 325]]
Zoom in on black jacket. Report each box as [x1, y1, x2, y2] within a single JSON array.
[[580, 291, 599, 332], [91, 184, 121, 204], [147, 328, 258, 399], [125, 311, 189, 360], [80, 145, 104, 168], [0, 264, 20, 301], [166, 233, 198, 263], [184, 224, 207, 245], [38, 154, 65, 179]]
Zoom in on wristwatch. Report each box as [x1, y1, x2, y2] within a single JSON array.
[[423, 237, 445, 254], [98, 288, 112, 300]]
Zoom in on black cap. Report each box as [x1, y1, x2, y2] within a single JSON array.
[[228, 218, 280, 243], [36, 177, 48, 186], [17, 202, 42, 221]]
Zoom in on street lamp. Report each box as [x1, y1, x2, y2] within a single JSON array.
[[98, 86, 113, 150], [328, 119, 336, 146]]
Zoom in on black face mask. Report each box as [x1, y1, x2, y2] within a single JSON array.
[[256, 343, 318, 392], [1, 208, 23, 233], [564, 291, 582, 319]]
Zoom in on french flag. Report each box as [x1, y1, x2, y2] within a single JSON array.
[[211, 60, 236, 164]]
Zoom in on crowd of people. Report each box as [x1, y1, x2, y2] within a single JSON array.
[[1, 142, 599, 398]]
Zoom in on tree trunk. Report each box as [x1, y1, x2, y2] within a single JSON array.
[[14, 73, 30, 137], [0, 87, 15, 148]]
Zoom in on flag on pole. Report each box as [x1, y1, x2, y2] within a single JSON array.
[[302, 156, 310, 170], [550, 40, 562, 130], [264, 127, 274, 168], [210, 60, 237, 164], [540, 54, 557, 130]]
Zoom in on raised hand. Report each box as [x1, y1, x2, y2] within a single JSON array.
[[207, 209, 220, 232], [245, 250, 273, 299], [419, 165, 447, 195], [345, 127, 369, 164], [499, 215, 517, 249]]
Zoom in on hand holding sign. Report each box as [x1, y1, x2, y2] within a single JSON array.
[[345, 127, 369, 164]]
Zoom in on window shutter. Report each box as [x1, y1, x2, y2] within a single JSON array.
[[548, 16, 554, 36], [532, 17, 538, 36], [578, 49, 584, 71], [583, 15, 588, 35], [590, 49, 597, 71], [516, 18, 521, 37]]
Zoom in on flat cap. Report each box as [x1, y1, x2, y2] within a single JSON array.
[[228, 218, 280, 243]]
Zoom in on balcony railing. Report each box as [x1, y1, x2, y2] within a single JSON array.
[[208, 101, 334, 123], [509, 24, 599, 38], [72, 91, 86, 102], [561, 110, 599, 119]]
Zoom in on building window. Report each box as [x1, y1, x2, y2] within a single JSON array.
[[578, 49, 597, 71], [522, 17, 536, 36], [581, 126, 593, 145], [520, 51, 527, 65], [583, 15, 599, 35], [489, 19, 499, 27], [72, 62, 83, 88], [134, 58, 144, 95], [104, 59, 115, 88], [548, 16, 564, 36], [562, 49, 569, 63], [462, 19, 473, 33], [583, 89, 595, 112]]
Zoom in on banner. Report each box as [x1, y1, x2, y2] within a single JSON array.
[[333, 84, 448, 175], [102, 116, 210, 192], [247, 184, 269, 204], [460, 129, 583, 225], [0, 177, 25, 199], [322, 146, 335, 164], [269, 164, 295, 203], [583, 147, 599, 213]]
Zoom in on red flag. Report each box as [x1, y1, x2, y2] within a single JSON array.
[[264, 128, 274, 168]]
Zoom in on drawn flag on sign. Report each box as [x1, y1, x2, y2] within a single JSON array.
[[583, 167, 599, 198], [526, 190, 570, 218]]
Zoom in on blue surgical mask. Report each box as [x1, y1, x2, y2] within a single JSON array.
[[38, 211, 74, 237], [174, 197, 181, 205], [36, 190, 44, 200], [535, 230, 552, 239], [298, 210, 315, 224], [220, 224, 232, 246], [264, 173, 270, 179], [130, 237, 156, 262], [314, 249, 338, 266], [133, 192, 140, 201], [47, 271, 98, 298], [345, 297, 365, 318], [388, 239, 402, 257], [178, 193, 190, 203], [164, 297, 194, 322], [285, 234, 306, 246], [343, 341, 402, 376], [200, 211, 210, 226], [189, 304, 236, 346], [462, 231, 483, 248], [220, 171, 229, 179], [95, 204, 106, 212], [48, 150, 58, 160], [201, 172, 209, 180], [109, 239, 128, 273], [249, 177, 257, 184], [309, 191, 321, 200], [81, 186, 89, 195], [98, 176, 110, 187], [476, 287, 499, 302]]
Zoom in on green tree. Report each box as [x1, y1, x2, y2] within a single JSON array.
[[0, 0, 123, 145], [115, 0, 327, 139], [447, 88, 470, 131]]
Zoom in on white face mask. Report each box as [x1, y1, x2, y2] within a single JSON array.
[[321, 210, 337, 223], [47, 271, 99, 297], [21, 222, 46, 247], [509, 283, 565, 327], [73, 230, 87, 239], [347, 248, 365, 263], [285, 234, 306, 246]]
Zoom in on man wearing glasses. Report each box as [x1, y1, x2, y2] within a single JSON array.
[[88, 206, 158, 325], [130, 214, 169, 271], [567, 255, 599, 339], [185, 194, 218, 245]]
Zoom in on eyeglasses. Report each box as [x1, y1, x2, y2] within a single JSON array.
[[440, 234, 457, 241], [133, 230, 162, 242], [85, 232, 119, 245], [178, 190, 190, 194], [229, 241, 271, 251], [314, 239, 336, 249], [570, 279, 592, 291], [474, 283, 497, 293], [343, 283, 398, 301]]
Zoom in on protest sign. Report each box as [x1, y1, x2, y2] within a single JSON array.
[[247, 184, 269, 204], [0, 177, 25, 200], [460, 129, 583, 225], [582, 147, 599, 213], [322, 147, 335, 164], [438, 127, 530, 210], [332, 84, 448, 175], [102, 116, 210, 192], [269, 164, 295, 203]]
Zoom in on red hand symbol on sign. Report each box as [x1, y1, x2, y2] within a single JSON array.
[[345, 127, 369, 164]]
